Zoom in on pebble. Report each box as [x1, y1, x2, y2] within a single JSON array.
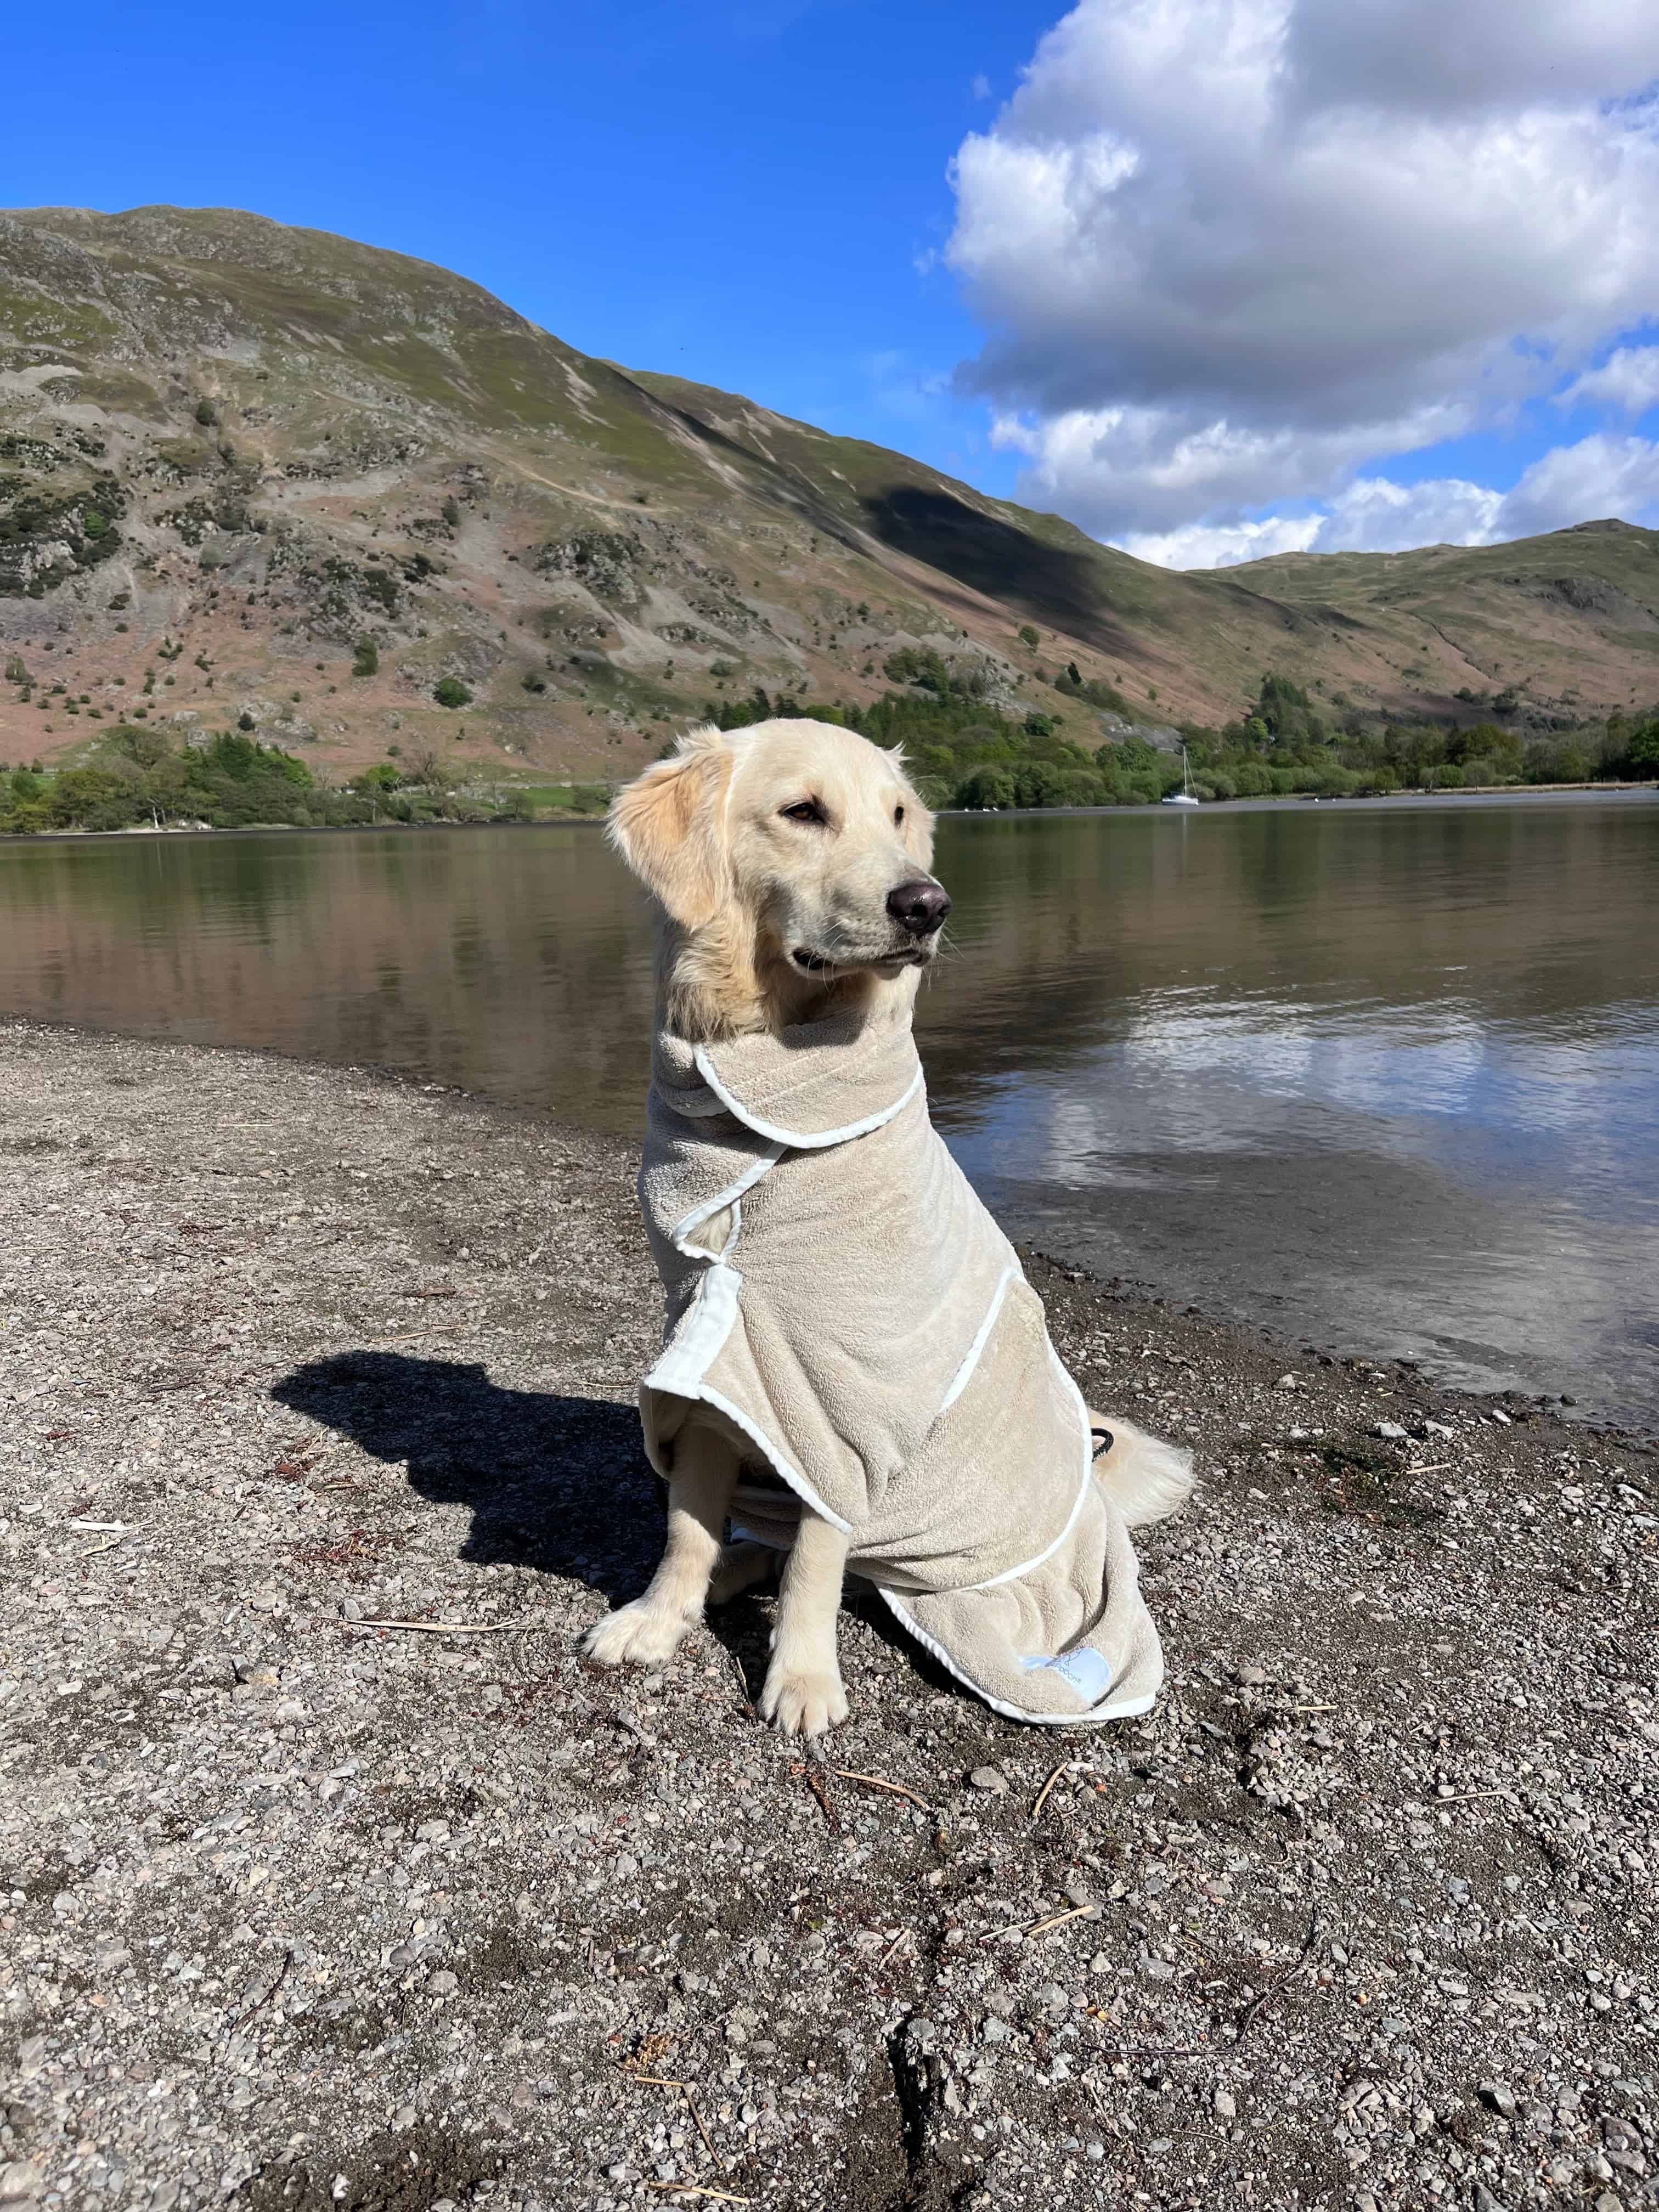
[[969, 1766, 1007, 1794], [1214, 2089, 1237, 2121]]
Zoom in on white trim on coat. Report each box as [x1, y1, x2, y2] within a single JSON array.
[[691, 1046, 924, 1150], [936, 1263, 1017, 1416], [878, 1589, 1157, 1727]]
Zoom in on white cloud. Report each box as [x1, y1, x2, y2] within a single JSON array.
[[1558, 343, 1659, 416], [1114, 511, 1324, 567], [992, 398, 1464, 535], [945, 0, 1659, 551], [1497, 431, 1659, 537], [1115, 435, 1659, 568]]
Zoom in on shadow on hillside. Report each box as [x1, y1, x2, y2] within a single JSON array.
[[861, 483, 1138, 655]]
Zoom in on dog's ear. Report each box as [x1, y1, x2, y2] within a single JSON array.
[[607, 730, 733, 930]]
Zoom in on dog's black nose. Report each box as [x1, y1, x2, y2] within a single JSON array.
[[886, 879, 951, 937]]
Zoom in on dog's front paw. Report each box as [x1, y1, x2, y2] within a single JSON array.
[[583, 1600, 692, 1669], [760, 1666, 849, 1739]]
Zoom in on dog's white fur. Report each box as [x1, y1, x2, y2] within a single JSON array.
[[586, 720, 1193, 1733]]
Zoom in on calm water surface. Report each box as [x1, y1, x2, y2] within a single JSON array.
[[3, 797, 1656, 1427]]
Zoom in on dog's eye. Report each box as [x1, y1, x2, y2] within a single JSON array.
[[780, 799, 826, 825], [894, 803, 906, 826]]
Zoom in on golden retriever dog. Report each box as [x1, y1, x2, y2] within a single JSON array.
[[585, 718, 1192, 1736]]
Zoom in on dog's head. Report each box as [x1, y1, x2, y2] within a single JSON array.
[[609, 719, 948, 1031]]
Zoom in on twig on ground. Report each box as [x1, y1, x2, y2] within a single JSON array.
[[623, 2073, 724, 2174], [346, 1617, 518, 1635], [986, 1901, 1100, 1943], [1437, 1787, 1515, 1804], [644, 2187, 750, 2205], [1235, 1921, 1321, 2042], [800, 1764, 840, 1830], [1031, 1758, 1070, 1822], [682, 2090, 720, 2171], [222, 1948, 291, 2040], [1025, 1903, 1100, 1938], [826, 1766, 932, 1814]]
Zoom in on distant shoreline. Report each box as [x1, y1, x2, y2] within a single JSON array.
[[3, 778, 1655, 843]]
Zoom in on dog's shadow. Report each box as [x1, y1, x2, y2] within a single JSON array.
[[271, 1351, 664, 1608], [270, 1348, 949, 1696]]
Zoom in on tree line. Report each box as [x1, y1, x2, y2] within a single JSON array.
[[0, 725, 531, 835]]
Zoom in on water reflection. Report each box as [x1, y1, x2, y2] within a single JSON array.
[[2, 798, 1656, 1424]]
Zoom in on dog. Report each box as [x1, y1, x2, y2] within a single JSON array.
[[584, 718, 1193, 1735]]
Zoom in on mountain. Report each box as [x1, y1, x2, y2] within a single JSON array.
[[2, 203, 1656, 778]]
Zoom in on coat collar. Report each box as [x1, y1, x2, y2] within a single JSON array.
[[652, 1013, 924, 1149]]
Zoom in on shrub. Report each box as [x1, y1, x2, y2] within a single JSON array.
[[441, 496, 461, 528], [47, 766, 142, 832], [883, 647, 950, 693], [352, 638, 379, 679], [195, 398, 218, 426], [1011, 760, 1067, 808], [955, 765, 1017, 809], [1017, 625, 1040, 650], [1056, 767, 1107, 806], [434, 676, 472, 708]]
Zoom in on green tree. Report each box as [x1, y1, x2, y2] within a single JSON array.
[[434, 676, 472, 708], [956, 765, 1017, 809], [1017, 625, 1040, 650], [352, 637, 379, 679], [195, 397, 218, 426]]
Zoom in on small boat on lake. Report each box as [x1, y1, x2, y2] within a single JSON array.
[[1163, 745, 1200, 808]]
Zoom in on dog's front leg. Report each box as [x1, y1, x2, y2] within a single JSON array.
[[759, 1509, 850, 1738], [583, 1424, 737, 1669]]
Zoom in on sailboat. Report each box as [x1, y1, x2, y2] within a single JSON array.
[[1162, 744, 1200, 808]]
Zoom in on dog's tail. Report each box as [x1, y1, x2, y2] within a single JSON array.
[[1090, 1413, 1195, 1529]]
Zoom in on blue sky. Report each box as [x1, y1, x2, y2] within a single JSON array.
[[4, 0, 1658, 567], [0, 0, 1032, 488]]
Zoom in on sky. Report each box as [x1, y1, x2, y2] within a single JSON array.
[[3, 0, 1658, 569]]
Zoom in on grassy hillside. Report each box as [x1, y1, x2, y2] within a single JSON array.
[[2, 204, 1657, 797]]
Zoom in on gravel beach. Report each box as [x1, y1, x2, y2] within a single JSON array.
[[2, 1018, 1655, 2212]]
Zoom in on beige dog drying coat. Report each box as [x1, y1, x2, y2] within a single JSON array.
[[637, 1012, 1167, 1724]]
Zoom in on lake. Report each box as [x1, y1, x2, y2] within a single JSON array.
[[3, 794, 1656, 1430]]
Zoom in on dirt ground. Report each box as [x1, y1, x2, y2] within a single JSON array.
[[1, 1018, 1655, 2212]]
